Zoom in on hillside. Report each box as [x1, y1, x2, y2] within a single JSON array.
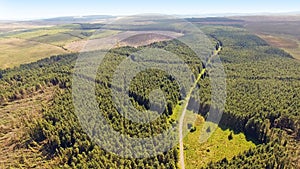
[[0, 22, 299, 168]]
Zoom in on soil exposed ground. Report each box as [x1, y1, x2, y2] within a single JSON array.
[[65, 31, 183, 52], [256, 34, 298, 49], [233, 15, 300, 60], [0, 87, 58, 168]]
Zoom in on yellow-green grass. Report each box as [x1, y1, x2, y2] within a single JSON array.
[[31, 32, 82, 47], [6, 28, 94, 47], [44, 29, 117, 47], [8, 28, 71, 39], [183, 115, 256, 169], [90, 30, 121, 39], [168, 101, 183, 122], [169, 105, 255, 169], [0, 38, 68, 69]]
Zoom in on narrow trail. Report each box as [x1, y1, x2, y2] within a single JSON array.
[[178, 69, 204, 169], [178, 42, 222, 169]]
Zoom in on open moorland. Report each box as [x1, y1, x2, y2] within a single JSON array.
[[234, 15, 300, 60]]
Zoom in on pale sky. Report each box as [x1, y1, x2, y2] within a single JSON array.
[[0, 0, 300, 20]]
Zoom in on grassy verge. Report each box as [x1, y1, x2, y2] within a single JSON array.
[[184, 115, 256, 169]]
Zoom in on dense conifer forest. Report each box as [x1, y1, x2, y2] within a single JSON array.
[[0, 25, 299, 168]]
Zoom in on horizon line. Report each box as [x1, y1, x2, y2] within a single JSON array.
[[1, 11, 300, 22]]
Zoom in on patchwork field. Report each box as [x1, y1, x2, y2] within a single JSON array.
[[0, 23, 183, 68], [0, 26, 97, 68], [0, 22, 53, 33], [256, 33, 300, 60], [90, 30, 121, 39], [4, 27, 96, 47], [65, 30, 182, 51], [7, 28, 71, 39], [238, 16, 300, 60], [0, 37, 68, 69]]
